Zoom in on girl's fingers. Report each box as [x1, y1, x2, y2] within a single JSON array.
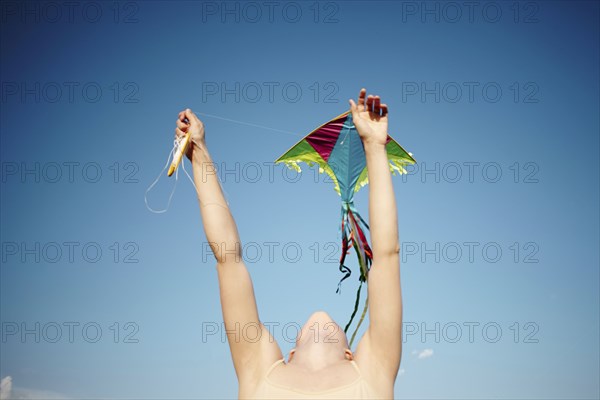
[[357, 88, 367, 110], [356, 90, 388, 116], [381, 104, 389, 116], [349, 99, 358, 114], [374, 96, 381, 115], [179, 110, 194, 123], [175, 127, 186, 138], [366, 95, 374, 112], [183, 108, 200, 124], [176, 119, 189, 130]]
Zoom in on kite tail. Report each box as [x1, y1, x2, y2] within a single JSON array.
[[349, 291, 369, 348], [338, 201, 373, 343], [344, 279, 364, 333], [336, 204, 352, 294]]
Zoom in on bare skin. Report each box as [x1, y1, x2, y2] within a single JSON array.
[[175, 88, 402, 398]]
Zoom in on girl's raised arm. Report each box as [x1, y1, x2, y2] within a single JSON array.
[[349, 91, 403, 388], [175, 110, 282, 390]]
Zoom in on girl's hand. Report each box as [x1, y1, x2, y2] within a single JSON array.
[[175, 108, 205, 160], [349, 88, 389, 146]]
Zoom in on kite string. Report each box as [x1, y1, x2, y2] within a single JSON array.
[[145, 137, 231, 213], [146, 110, 300, 213], [179, 145, 198, 192], [144, 138, 192, 213], [144, 139, 178, 214], [195, 111, 299, 137]]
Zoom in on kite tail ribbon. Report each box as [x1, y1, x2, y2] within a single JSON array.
[[337, 201, 373, 346]]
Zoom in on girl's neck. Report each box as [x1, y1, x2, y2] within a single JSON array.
[[289, 344, 348, 371]]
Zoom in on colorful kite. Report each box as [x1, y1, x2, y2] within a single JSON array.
[[275, 110, 416, 346]]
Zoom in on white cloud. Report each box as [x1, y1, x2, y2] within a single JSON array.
[[398, 368, 405, 376], [0, 376, 70, 400], [417, 348, 434, 359], [0, 376, 12, 400]]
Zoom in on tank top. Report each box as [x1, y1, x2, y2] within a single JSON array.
[[249, 358, 381, 399]]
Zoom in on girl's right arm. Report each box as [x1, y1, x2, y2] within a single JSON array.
[[349, 91, 403, 388]]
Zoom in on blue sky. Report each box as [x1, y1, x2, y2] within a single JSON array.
[[1, 1, 598, 399]]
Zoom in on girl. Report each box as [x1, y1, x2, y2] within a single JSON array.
[[174, 89, 403, 399]]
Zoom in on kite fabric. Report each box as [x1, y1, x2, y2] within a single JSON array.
[[275, 110, 416, 346]]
